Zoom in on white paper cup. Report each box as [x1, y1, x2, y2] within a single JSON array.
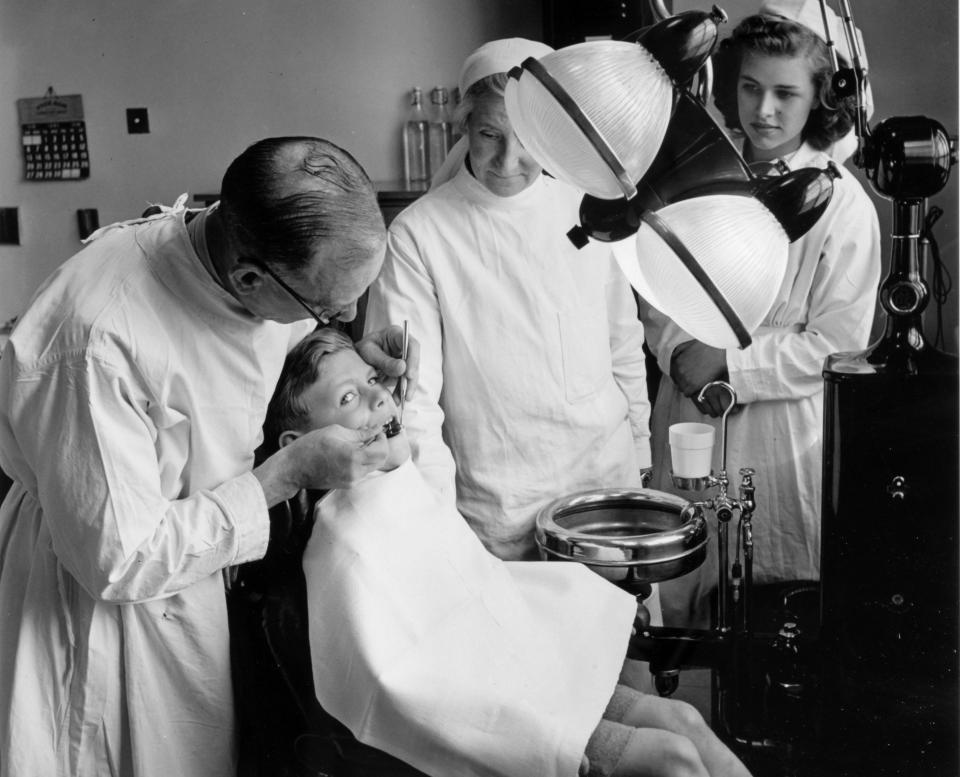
[[669, 422, 715, 478]]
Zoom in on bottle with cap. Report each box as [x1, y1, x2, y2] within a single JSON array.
[[427, 86, 454, 177], [763, 620, 811, 746], [402, 87, 429, 186]]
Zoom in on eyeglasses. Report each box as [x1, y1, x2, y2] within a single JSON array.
[[256, 260, 333, 326]]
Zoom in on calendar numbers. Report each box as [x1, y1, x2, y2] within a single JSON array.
[[22, 120, 89, 181], [17, 90, 90, 182]]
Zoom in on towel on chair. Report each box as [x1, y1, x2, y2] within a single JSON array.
[[303, 459, 637, 777]]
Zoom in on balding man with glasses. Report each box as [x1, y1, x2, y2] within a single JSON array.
[[0, 137, 416, 777]]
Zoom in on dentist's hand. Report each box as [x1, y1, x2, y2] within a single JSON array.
[[254, 425, 389, 506], [357, 325, 420, 401]]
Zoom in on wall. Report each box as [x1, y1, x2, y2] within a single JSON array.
[[0, 0, 540, 324], [677, 0, 960, 352], [1, 1, 957, 352]]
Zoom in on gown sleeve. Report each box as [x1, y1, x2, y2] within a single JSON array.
[[363, 222, 458, 506], [725, 178, 882, 405], [6, 349, 270, 603]]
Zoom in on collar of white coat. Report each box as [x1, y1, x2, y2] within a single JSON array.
[[82, 193, 190, 245], [787, 141, 833, 170], [745, 140, 839, 178], [136, 208, 272, 328], [451, 161, 549, 211], [805, 124, 863, 168]]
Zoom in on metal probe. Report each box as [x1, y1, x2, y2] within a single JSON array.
[[384, 320, 409, 438], [398, 320, 409, 424]]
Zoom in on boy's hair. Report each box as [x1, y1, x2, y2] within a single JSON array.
[[260, 327, 356, 459], [712, 14, 856, 151]]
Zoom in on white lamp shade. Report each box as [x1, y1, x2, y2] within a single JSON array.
[[504, 40, 673, 200], [615, 196, 790, 349]]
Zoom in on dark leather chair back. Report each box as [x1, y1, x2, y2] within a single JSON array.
[[230, 491, 426, 777]]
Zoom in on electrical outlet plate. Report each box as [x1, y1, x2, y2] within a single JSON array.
[[126, 107, 149, 134], [77, 209, 99, 240], [0, 208, 20, 245]]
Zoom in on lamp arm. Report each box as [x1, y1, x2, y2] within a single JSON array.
[[816, 0, 841, 73], [645, 0, 713, 103], [693, 57, 714, 106], [818, 0, 871, 163], [834, 0, 868, 81], [834, 0, 871, 144]]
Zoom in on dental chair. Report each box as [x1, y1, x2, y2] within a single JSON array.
[[229, 489, 428, 777]]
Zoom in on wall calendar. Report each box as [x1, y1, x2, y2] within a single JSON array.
[[17, 87, 90, 181]]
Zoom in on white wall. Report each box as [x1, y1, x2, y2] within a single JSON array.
[[1, 0, 957, 352], [676, 0, 960, 352], [0, 0, 540, 323]]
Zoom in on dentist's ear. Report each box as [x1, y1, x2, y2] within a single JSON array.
[[229, 262, 268, 296], [278, 429, 303, 449]]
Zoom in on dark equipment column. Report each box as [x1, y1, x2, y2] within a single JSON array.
[[819, 116, 959, 777]]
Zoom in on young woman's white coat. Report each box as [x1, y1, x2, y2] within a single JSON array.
[[639, 143, 881, 624]]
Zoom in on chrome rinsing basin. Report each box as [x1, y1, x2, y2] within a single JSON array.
[[535, 488, 708, 584]]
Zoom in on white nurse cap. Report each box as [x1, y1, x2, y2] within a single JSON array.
[[458, 37, 554, 96]]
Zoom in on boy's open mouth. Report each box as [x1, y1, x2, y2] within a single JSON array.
[[358, 415, 401, 446]]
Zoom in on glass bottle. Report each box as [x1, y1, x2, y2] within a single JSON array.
[[402, 87, 429, 186], [427, 86, 454, 177]]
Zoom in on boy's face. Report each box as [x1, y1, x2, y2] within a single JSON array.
[[299, 349, 396, 438]]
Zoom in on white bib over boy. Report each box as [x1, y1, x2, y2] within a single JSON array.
[[304, 460, 637, 777]]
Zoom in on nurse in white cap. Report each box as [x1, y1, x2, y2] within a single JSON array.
[[364, 39, 655, 566]]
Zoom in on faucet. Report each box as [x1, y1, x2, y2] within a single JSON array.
[[670, 380, 758, 633]]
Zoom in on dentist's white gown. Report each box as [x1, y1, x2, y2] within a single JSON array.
[[0, 210, 310, 777], [639, 144, 881, 625]]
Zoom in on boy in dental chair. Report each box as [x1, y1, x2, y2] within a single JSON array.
[[255, 327, 751, 777]]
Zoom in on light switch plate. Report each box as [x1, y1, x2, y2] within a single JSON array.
[[126, 107, 150, 134]]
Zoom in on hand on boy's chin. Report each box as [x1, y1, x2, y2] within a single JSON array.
[[281, 425, 390, 491]]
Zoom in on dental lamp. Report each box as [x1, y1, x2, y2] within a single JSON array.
[[503, 6, 838, 349], [527, 2, 957, 773]]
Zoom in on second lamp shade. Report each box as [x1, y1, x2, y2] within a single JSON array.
[[614, 195, 789, 349]]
